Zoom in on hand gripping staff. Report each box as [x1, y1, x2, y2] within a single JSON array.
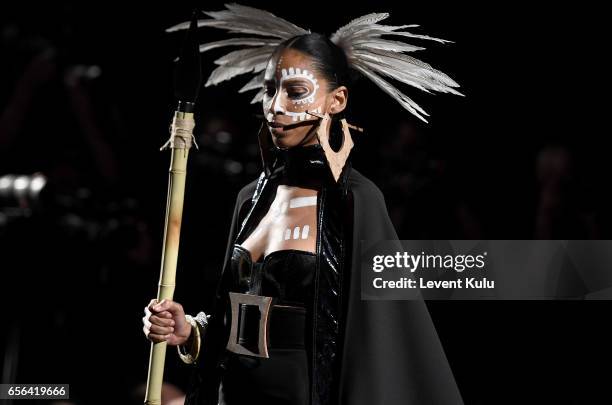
[[144, 12, 201, 405]]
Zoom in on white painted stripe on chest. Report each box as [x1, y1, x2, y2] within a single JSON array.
[[281, 224, 311, 241], [300, 225, 310, 239], [289, 196, 317, 209]]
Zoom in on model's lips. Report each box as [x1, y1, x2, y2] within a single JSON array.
[[268, 121, 286, 128], [267, 119, 319, 132]]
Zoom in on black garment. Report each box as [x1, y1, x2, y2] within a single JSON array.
[[220, 245, 316, 405], [185, 143, 464, 405]]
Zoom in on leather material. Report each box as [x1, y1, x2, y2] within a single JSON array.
[[236, 302, 308, 351], [230, 245, 316, 350], [231, 244, 317, 306], [229, 144, 352, 405], [184, 147, 465, 405]]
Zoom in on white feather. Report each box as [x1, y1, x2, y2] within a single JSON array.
[[250, 87, 266, 104], [239, 71, 265, 93], [168, 4, 309, 93], [224, 3, 309, 37], [166, 5, 460, 119], [353, 62, 429, 122], [205, 60, 268, 87], [353, 48, 462, 91], [330, 11, 461, 120], [353, 28, 452, 44], [214, 45, 276, 65], [199, 37, 280, 52], [358, 58, 463, 97], [169, 4, 309, 38], [331, 13, 390, 42], [351, 39, 424, 53]]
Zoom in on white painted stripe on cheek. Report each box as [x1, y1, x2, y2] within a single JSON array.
[[273, 87, 284, 114], [293, 226, 300, 239]]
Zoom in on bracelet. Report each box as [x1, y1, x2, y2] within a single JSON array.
[[193, 311, 211, 329], [177, 312, 210, 364], [177, 315, 200, 364]]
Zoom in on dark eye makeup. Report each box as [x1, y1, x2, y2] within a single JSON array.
[[287, 86, 309, 98], [263, 79, 313, 100]]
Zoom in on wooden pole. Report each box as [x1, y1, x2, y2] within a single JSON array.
[[144, 111, 195, 405]]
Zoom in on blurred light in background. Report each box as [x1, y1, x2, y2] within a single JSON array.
[[0, 173, 47, 208]]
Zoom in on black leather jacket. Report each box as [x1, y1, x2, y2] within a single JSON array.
[[186, 144, 353, 405], [185, 143, 464, 405]]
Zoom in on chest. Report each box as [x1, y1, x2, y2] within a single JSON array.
[[238, 186, 319, 263]]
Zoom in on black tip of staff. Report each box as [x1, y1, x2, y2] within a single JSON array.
[[177, 101, 196, 113], [174, 10, 202, 105]]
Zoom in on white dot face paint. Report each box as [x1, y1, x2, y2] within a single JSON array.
[[281, 68, 319, 105], [271, 67, 323, 122], [263, 55, 325, 124], [288, 106, 322, 122], [261, 48, 332, 150]]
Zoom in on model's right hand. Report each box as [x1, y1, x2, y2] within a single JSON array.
[[143, 299, 192, 346]]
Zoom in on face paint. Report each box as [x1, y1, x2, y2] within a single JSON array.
[[285, 106, 322, 122], [271, 67, 322, 122], [281, 67, 319, 105], [262, 48, 331, 148]]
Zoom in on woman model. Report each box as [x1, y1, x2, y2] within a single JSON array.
[[143, 5, 463, 405]]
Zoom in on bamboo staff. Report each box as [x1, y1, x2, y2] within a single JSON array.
[[144, 11, 201, 405]]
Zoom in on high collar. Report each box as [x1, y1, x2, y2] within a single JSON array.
[[268, 144, 333, 189]]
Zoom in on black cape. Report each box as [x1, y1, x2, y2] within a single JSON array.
[[185, 145, 463, 405]]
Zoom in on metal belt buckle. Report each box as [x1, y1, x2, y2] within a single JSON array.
[[226, 292, 274, 358]]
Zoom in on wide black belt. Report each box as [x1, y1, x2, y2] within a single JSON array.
[[226, 292, 306, 358]]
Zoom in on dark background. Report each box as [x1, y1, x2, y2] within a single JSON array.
[[0, 1, 609, 404]]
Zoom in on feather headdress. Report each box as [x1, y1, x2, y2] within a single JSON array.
[[167, 3, 462, 122]]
